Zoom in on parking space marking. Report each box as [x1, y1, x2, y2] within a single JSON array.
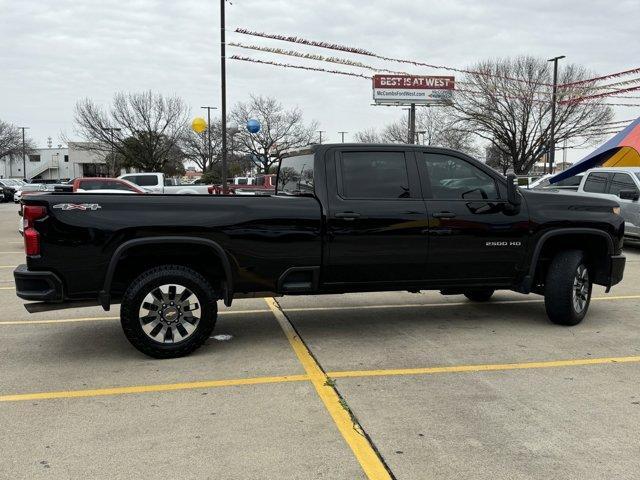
[[0, 286, 15, 290], [2, 294, 639, 326], [0, 265, 18, 269], [0, 374, 310, 402], [0, 309, 271, 325], [2, 354, 640, 404], [265, 298, 393, 480], [283, 294, 640, 313], [327, 355, 640, 379]]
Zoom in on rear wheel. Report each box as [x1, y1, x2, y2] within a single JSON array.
[[463, 289, 495, 302], [120, 265, 217, 358], [544, 250, 592, 326]]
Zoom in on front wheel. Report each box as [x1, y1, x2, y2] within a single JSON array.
[[120, 265, 218, 358], [544, 250, 592, 326]]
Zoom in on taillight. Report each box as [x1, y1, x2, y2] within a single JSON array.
[[23, 205, 46, 256], [208, 185, 214, 194]]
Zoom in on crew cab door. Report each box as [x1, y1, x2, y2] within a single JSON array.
[[324, 148, 428, 284], [418, 151, 529, 282]]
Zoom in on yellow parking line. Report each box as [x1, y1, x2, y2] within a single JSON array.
[[2, 354, 640, 404], [0, 309, 271, 325], [2, 294, 639, 326], [0, 252, 21, 254], [328, 355, 640, 379], [265, 298, 392, 480], [0, 286, 15, 290], [0, 374, 309, 402], [283, 294, 640, 313]]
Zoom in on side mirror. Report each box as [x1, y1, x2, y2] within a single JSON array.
[[619, 189, 640, 201], [506, 173, 522, 207]]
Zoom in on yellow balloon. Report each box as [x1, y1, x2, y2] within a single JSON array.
[[192, 117, 207, 133]]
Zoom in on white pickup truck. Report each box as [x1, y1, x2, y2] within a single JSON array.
[[118, 173, 210, 195], [572, 167, 640, 242]]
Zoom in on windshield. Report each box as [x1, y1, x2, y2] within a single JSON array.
[[277, 155, 314, 195]]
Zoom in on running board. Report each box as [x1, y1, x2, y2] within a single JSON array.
[[23, 300, 118, 314]]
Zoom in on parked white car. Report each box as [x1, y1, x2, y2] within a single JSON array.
[[119, 173, 210, 194], [572, 167, 640, 242], [530, 173, 584, 191]]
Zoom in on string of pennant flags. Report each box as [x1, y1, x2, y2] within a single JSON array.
[[232, 27, 640, 107]]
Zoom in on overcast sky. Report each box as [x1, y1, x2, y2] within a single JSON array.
[[1, 0, 639, 163]]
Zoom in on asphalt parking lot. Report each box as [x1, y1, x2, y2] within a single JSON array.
[[1, 200, 639, 480]]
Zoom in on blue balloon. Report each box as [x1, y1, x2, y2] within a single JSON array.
[[246, 119, 261, 134]]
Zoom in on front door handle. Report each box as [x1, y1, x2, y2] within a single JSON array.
[[335, 212, 361, 220], [432, 211, 456, 219]]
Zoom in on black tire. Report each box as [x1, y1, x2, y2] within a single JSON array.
[[120, 265, 217, 358], [464, 289, 495, 302], [544, 250, 592, 326]]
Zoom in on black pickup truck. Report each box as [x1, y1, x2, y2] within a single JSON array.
[[15, 144, 626, 358]]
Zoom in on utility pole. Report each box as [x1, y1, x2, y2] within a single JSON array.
[[548, 55, 565, 174], [317, 130, 325, 144], [19, 127, 29, 180], [220, 0, 228, 193], [102, 127, 121, 177], [408, 103, 416, 145], [338, 131, 348, 143], [201, 106, 218, 171]]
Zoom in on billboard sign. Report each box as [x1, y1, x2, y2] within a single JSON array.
[[372, 75, 455, 105]]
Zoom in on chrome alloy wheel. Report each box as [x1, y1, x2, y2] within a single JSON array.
[[572, 264, 590, 313], [138, 284, 201, 344]]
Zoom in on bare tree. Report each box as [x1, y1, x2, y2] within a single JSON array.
[[353, 128, 382, 143], [181, 120, 223, 173], [354, 107, 480, 158], [72, 91, 189, 175], [451, 56, 613, 174], [0, 119, 36, 159], [231, 95, 318, 173]]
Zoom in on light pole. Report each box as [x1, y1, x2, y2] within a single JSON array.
[[317, 130, 325, 144], [220, 0, 228, 193], [548, 55, 565, 174], [102, 127, 121, 177], [338, 131, 348, 143], [19, 127, 29, 180], [201, 106, 218, 172]]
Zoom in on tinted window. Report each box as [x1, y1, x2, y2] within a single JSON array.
[[125, 175, 158, 187], [339, 151, 409, 199], [555, 176, 583, 187], [79, 180, 135, 191], [423, 153, 499, 200], [237, 178, 248, 185], [583, 172, 610, 193], [609, 173, 639, 196], [277, 154, 314, 195]]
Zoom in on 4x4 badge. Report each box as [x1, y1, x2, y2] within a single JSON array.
[[53, 203, 102, 211]]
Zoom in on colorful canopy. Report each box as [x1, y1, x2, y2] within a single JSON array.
[[551, 117, 640, 183]]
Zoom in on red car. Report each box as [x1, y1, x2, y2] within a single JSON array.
[[72, 177, 145, 194]]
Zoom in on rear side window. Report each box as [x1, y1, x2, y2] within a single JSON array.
[[554, 176, 582, 188], [125, 175, 158, 187], [583, 172, 610, 193], [423, 153, 499, 200], [277, 154, 314, 195], [339, 151, 409, 199], [609, 173, 639, 196]]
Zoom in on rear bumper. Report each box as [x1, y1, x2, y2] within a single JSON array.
[[608, 254, 626, 287], [14, 264, 64, 302]]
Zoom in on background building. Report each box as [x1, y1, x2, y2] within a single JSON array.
[[0, 142, 106, 180]]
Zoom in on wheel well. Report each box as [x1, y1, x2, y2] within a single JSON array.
[[532, 233, 611, 291], [109, 243, 228, 299]]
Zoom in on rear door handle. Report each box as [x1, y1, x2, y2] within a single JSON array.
[[335, 212, 361, 220], [432, 211, 456, 219]]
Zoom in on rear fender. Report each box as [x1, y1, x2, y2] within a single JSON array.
[[99, 236, 234, 310]]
